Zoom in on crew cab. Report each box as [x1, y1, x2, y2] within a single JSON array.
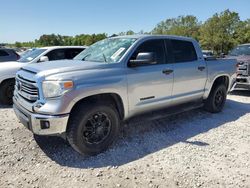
[[13, 35, 236, 155], [0, 46, 86, 105]]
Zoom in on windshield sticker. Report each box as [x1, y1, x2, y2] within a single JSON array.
[[111, 47, 125, 60], [27, 57, 33, 61]]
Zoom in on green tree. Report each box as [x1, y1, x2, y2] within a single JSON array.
[[199, 10, 241, 55], [234, 19, 250, 44], [15, 42, 22, 48], [152, 15, 201, 40]]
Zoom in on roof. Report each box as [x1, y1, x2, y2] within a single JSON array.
[[0, 48, 16, 51], [238, 43, 250, 46], [40, 46, 88, 50], [112, 34, 195, 41]]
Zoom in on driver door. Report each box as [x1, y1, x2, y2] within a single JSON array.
[[126, 39, 174, 116]]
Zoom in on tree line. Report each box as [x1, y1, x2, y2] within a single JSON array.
[[11, 10, 250, 55]]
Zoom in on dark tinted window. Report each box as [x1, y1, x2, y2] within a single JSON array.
[[0, 50, 9, 57], [171, 40, 197, 63], [46, 49, 66, 61], [65, 48, 84, 59], [131, 39, 166, 65]]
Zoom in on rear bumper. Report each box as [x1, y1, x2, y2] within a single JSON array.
[[231, 76, 250, 90], [13, 97, 69, 136]]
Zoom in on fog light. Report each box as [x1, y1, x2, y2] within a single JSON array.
[[41, 121, 50, 129], [33, 102, 44, 112]]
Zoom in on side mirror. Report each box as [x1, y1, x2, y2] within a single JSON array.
[[39, 56, 49, 62], [129, 52, 156, 67]]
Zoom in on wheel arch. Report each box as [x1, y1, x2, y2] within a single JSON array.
[[0, 77, 15, 88], [69, 93, 125, 121], [206, 75, 230, 98]]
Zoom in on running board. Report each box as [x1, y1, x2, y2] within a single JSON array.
[[126, 101, 204, 123]]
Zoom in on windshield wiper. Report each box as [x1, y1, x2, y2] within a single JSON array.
[[82, 54, 91, 61], [102, 53, 107, 62]]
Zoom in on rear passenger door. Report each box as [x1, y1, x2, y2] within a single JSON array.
[[168, 39, 207, 104]]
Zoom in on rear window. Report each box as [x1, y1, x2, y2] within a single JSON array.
[[0, 50, 9, 57], [171, 40, 197, 63]]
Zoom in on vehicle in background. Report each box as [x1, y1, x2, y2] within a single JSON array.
[[17, 48, 36, 56], [13, 35, 236, 155], [0, 46, 87, 105], [0, 48, 20, 62], [228, 44, 250, 90], [202, 50, 215, 59]]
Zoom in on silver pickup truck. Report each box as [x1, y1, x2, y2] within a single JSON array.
[[13, 35, 237, 155]]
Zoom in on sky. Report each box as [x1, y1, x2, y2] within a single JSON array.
[[1, 0, 250, 43]]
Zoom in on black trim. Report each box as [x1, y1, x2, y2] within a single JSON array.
[[140, 96, 155, 101]]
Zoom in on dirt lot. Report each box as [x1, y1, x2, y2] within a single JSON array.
[[0, 91, 250, 188]]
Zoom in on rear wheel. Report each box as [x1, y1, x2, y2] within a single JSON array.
[[67, 102, 120, 155], [204, 84, 227, 113], [0, 80, 15, 105]]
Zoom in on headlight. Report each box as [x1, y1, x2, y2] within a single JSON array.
[[42, 80, 74, 98]]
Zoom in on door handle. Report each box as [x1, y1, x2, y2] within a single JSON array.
[[162, 69, 173, 75], [198, 66, 206, 71]]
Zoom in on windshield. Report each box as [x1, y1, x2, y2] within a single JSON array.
[[18, 49, 46, 62], [74, 38, 137, 63], [229, 45, 250, 56]]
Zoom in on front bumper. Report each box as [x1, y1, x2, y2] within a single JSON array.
[[13, 97, 69, 136]]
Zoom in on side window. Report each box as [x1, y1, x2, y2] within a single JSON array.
[[46, 49, 66, 61], [0, 50, 9, 57], [131, 39, 166, 65], [170, 40, 197, 63], [65, 48, 84, 59]]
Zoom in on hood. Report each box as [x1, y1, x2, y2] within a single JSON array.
[[0, 61, 25, 73], [21, 60, 112, 77], [0, 61, 24, 68]]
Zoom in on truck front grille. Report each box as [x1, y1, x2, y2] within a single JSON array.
[[237, 62, 250, 76], [16, 75, 38, 103]]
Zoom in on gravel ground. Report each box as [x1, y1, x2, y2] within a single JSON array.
[[0, 91, 250, 188]]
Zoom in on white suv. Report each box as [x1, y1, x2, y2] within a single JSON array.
[[0, 46, 87, 105]]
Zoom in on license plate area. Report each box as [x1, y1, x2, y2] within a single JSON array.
[[14, 105, 32, 131]]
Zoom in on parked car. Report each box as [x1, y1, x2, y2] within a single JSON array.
[[0, 48, 20, 62], [202, 50, 214, 59], [228, 44, 250, 90], [13, 35, 236, 155], [0, 46, 87, 105]]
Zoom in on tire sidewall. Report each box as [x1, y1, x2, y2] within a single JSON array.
[[0, 81, 15, 105], [70, 104, 120, 155], [210, 85, 227, 112]]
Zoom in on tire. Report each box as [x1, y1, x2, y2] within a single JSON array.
[[0, 80, 15, 105], [204, 84, 227, 113], [66, 102, 120, 156]]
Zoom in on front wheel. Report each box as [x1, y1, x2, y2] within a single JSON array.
[[204, 84, 227, 113], [0, 80, 15, 105], [67, 102, 120, 156]]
